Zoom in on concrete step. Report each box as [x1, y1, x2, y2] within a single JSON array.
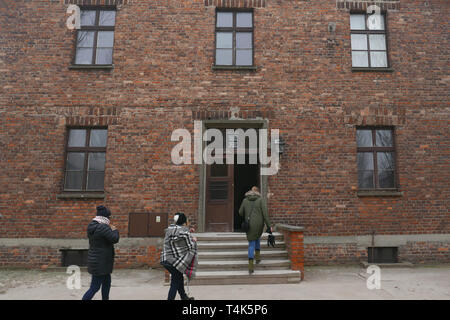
[[193, 232, 283, 242], [189, 269, 301, 285], [197, 259, 291, 270], [184, 232, 299, 285], [198, 250, 288, 260], [197, 241, 285, 250]]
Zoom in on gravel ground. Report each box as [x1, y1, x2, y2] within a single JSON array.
[[0, 265, 449, 300]]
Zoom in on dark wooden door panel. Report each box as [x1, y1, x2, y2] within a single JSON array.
[[205, 163, 233, 232]]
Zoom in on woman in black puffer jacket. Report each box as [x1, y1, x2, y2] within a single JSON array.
[[82, 205, 119, 300]]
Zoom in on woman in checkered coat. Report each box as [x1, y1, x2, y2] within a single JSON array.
[[160, 212, 197, 300]]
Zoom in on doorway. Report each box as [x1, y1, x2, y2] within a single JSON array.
[[233, 154, 260, 231], [204, 159, 260, 232], [200, 120, 267, 233]]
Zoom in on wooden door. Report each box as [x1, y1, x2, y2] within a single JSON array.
[[205, 163, 234, 232]]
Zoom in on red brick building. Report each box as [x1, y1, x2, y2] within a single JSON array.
[[0, 0, 449, 269]]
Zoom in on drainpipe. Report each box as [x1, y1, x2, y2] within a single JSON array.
[[370, 230, 376, 263]]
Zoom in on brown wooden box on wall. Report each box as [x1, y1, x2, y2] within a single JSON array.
[[128, 212, 168, 237]]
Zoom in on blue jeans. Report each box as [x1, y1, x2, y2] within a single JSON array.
[[248, 239, 261, 259], [82, 274, 111, 300], [163, 264, 186, 300]]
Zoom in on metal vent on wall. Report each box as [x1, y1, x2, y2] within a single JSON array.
[[61, 249, 88, 267], [368, 247, 398, 263]]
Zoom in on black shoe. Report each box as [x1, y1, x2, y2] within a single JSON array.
[[181, 294, 195, 300]]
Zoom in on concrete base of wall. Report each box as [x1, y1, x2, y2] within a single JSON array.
[[1, 234, 449, 269]]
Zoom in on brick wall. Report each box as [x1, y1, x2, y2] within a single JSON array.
[[305, 244, 364, 265], [399, 242, 450, 264], [0, 246, 61, 269], [0, 0, 449, 266]]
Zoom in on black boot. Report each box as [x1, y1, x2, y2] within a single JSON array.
[[255, 250, 261, 264], [181, 293, 195, 300], [248, 258, 254, 275]]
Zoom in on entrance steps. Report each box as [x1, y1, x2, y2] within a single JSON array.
[[188, 232, 301, 285]]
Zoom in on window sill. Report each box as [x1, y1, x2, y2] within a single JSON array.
[[212, 65, 257, 71], [68, 65, 114, 70], [357, 190, 403, 197], [352, 67, 394, 73], [57, 193, 105, 200]]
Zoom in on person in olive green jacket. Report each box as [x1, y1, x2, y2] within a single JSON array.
[[238, 186, 272, 274]]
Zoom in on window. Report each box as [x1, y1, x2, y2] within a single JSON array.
[[74, 8, 116, 65], [350, 13, 388, 68], [215, 10, 253, 67], [356, 128, 396, 189], [64, 128, 107, 191]]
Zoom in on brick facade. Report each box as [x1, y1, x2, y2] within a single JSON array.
[[0, 0, 449, 268]]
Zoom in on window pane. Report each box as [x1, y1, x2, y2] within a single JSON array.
[[87, 172, 105, 190], [351, 34, 367, 50], [378, 170, 395, 188], [88, 153, 106, 171], [96, 48, 113, 65], [377, 152, 395, 170], [236, 49, 252, 66], [370, 51, 388, 67], [216, 32, 233, 48], [236, 32, 252, 49], [217, 12, 233, 27], [358, 152, 374, 170], [77, 31, 95, 47], [358, 170, 374, 189], [369, 34, 386, 50], [75, 48, 93, 64], [376, 130, 393, 147], [81, 10, 96, 26], [99, 10, 116, 26], [357, 129, 373, 147], [352, 51, 369, 67], [350, 14, 366, 30], [97, 31, 114, 47], [68, 129, 86, 147], [358, 153, 374, 189], [216, 49, 233, 65], [65, 171, 84, 190], [89, 129, 108, 147], [367, 14, 385, 30], [66, 152, 85, 171], [236, 12, 252, 27]]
